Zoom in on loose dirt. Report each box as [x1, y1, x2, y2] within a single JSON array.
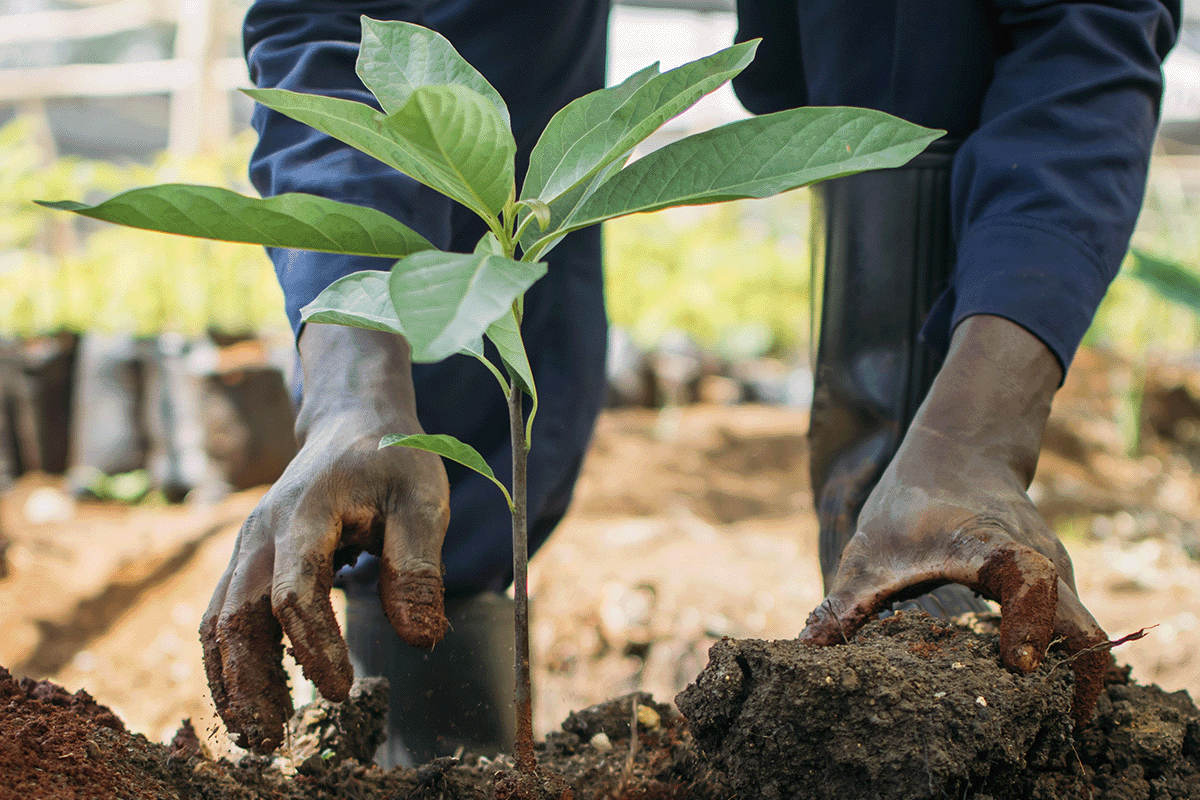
[[0, 659, 721, 800], [6, 613, 1200, 799]]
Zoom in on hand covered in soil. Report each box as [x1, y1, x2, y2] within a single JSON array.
[[200, 324, 450, 753], [799, 315, 1109, 724]]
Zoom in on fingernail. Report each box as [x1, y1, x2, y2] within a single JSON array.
[[1014, 643, 1038, 673]]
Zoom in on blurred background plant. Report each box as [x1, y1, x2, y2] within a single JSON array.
[[0, 112, 295, 505], [1092, 158, 1200, 357], [604, 193, 811, 362], [1, 115, 286, 338]]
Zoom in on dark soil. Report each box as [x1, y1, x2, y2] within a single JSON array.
[[678, 612, 1200, 800], [4, 612, 1199, 799], [0, 662, 723, 800]]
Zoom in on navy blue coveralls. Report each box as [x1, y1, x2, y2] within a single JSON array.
[[242, 0, 1179, 597]]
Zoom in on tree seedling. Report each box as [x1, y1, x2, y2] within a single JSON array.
[[38, 17, 942, 792]]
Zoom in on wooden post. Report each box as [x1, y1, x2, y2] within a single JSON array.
[[168, 0, 229, 156], [18, 99, 79, 257]]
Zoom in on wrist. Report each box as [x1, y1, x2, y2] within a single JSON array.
[[295, 323, 422, 436], [912, 315, 1060, 484]]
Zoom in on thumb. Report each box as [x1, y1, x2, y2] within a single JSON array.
[[974, 544, 1058, 674], [380, 485, 451, 649], [798, 549, 893, 646]]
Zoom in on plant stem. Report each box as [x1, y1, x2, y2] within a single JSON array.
[[512, 211, 538, 246], [508, 379, 536, 773]]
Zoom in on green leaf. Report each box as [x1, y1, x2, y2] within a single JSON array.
[[460, 336, 486, 358], [380, 433, 513, 510], [530, 107, 943, 247], [388, 250, 547, 363], [519, 151, 629, 261], [522, 42, 757, 205], [487, 308, 538, 445], [245, 85, 515, 222], [473, 231, 505, 256], [518, 64, 659, 208], [487, 309, 535, 399], [300, 270, 405, 335], [514, 199, 551, 232], [1128, 248, 1200, 314], [388, 85, 515, 219], [357, 17, 509, 125], [37, 185, 434, 258]]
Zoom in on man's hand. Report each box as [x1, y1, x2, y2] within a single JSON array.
[[800, 315, 1109, 724], [199, 324, 451, 753]]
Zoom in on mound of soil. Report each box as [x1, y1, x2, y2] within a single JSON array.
[[0, 661, 723, 800], [677, 612, 1200, 800], [4, 612, 1199, 799]]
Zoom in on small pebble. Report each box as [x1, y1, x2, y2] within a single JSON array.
[[24, 487, 74, 524], [590, 732, 612, 751], [636, 704, 660, 730]]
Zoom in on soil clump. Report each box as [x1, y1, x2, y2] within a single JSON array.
[[678, 611, 1200, 800], [4, 613, 1200, 799]]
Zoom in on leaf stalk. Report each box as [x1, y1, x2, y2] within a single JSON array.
[[512, 211, 539, 248]]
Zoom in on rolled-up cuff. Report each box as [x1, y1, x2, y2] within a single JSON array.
[[272, 249, 395, 337], [924, 215, 1112, 376]]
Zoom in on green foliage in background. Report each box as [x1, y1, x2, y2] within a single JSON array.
[[1, 117, 286, 338], [604, 191, 811, 359], [1088, 166, 1200, 356], [1126, 248, 1200, 315]]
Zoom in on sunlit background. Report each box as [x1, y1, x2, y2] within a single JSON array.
[[3, 0, 1200, 360]]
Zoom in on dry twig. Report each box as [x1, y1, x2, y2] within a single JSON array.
[[1043, 625, 1157, 680]]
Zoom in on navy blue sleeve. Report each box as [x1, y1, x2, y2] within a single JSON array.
[[730, 0, 804, 115], [735, 0, 1179, 372], [938, 0, 1179, 371]]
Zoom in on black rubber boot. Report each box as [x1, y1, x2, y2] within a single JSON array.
[[345, 590, 517, 768], [809, 139, 988, 619]]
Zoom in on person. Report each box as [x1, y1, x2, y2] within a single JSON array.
[[200, 0, 1181, 764]]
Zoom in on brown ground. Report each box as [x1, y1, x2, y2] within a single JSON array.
[[3, 346, 1200, 795], [6, 614, 1198, 800]]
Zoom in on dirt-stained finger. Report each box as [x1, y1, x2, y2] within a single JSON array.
[[215, 523, 293, 753], [379, 485, 450, 649], [270, 509, 353, 704], [218, 594, 293, 752], [799, 593, 870, 646], [1052, 581, 1110, 726], [798, 548, 892, 646], [975, 544, 1058, 674], [199, 535, 240, 723]]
